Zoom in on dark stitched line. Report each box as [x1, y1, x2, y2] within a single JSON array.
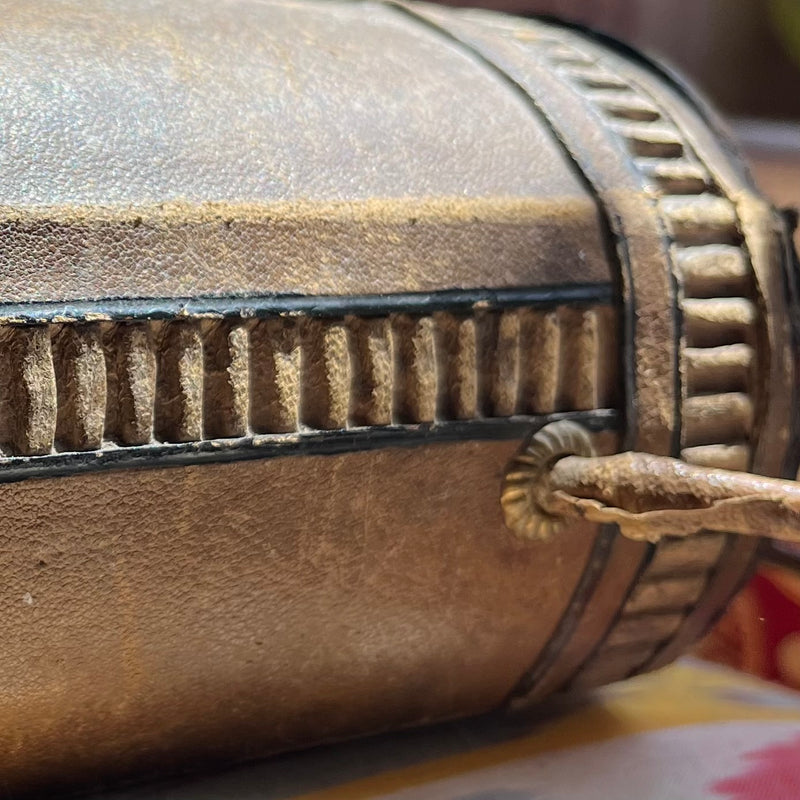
[[508, 523, 617, 699], [632, 535, 760, 677], [385, 2, 633, 703], [0, 409, 618, 485], [0, 283, 614, 324]]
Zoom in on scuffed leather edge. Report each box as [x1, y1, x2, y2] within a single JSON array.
[[397, 2, 780, 699]]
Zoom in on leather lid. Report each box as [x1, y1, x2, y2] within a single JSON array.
[[0, 0, 611, 302]]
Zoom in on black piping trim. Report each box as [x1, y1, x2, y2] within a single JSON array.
[[509, 523, 618, 699], [525, 14, 698, 686], [0, 410, 618, 485], [387, 2, 637, 701], [0, 283, 615, 325], [561, 540, 657, 691]]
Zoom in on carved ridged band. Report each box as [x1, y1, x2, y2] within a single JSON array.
[[400, 4, 767, 697], [535, 25, 761, 689], [0, 288, 617, 467]]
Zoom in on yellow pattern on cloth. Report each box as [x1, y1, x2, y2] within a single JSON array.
[[295, 661, 800, 800], [91, 659, 800, 799]]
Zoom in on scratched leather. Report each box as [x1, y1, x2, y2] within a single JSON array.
[[0, 441, 598, 793], [0, 0, 776, 794], [0, 0, 610, 304], [0, 6, 616, 790]]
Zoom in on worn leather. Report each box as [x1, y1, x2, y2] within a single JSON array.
[[2, 441, 602, 793], [0, 0, 610, 302], [0, 0, 792, 795]]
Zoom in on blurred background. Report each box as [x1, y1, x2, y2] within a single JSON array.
[[436, 0, 800, 689]]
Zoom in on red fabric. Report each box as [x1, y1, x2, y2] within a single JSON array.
[[699, 567, 800, 690], [712, 734, 800, 800]]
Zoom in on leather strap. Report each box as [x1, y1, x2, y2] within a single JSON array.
[[504, 420, 800, 545]]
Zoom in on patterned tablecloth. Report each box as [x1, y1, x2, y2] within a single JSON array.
[[96, 658, 800, 800]]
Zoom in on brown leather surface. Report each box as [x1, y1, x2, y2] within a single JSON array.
[[0, 1, 793, 794], [0, 0, 610, 302], [409, 3, 681, 457], [1, 440, 600, 794], [516, 535, 647, 704], [0, 199, 609, 303]]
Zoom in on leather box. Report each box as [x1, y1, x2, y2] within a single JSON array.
[[1, 1, 796, 793]]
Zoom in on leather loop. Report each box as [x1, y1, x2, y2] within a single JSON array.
[[503, 421, 800, 544]]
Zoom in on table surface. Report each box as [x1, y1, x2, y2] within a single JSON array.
[[87, 658, 800, 800]]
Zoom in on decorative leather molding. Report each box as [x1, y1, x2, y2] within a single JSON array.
[[533, 27, 761, 689], [540, 31, 759, 469], [0, 286, 618, 477], [392, 4, 762, 701]]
